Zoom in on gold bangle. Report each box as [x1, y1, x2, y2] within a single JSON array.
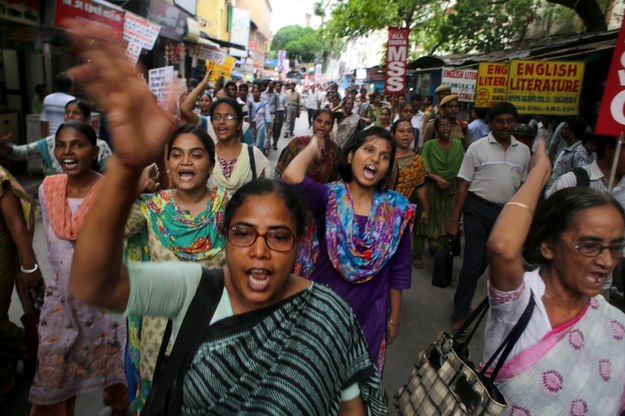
[[389, 318, 400, 328], [505, 201, 534, 215]]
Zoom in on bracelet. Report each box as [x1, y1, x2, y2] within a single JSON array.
[[20, 263, 39, 273], [505, 201, 534, 215], [389, 318, 400, 328]]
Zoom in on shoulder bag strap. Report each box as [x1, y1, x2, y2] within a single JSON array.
[[143, 267, 225, 416], [572, 167, 590, 187], [481, 292, 536, 381], [248, 145, 257, 180]]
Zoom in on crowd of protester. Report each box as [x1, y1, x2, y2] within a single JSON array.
[[0, 22, 624, 415]]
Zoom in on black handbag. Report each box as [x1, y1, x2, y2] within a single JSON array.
[[432, 240, 453, 288], [395, 294, 536, 415], [142, 268, 224, 416]]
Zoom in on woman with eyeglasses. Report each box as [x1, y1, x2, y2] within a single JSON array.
[[484, 140, 625, 414], [65, 24, 387, 415]]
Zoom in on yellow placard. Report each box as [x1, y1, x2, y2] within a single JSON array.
[[206, 56, 237, 82], [507, 60, 584, 115], [474, 63, 508, 108]]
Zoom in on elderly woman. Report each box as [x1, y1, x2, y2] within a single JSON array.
[[65, 22, 387, 416], [484, 140, 625, 413]]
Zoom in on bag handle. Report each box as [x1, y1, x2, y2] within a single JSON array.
[[248, 145, 257, 180], [481, 293, 536, 381], [143, 267, 225, 416]]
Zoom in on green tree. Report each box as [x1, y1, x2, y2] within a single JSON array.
[[271, 24, 343, 65], [319, 0, 607, 54]]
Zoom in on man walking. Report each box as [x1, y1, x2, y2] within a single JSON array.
[[261, 80, 277, 148], [272, 82, 287, 150], [448, 102, 531, 331], [420, 84, 451, 134], [285, 82, 301, 138], [305, 84, 320, 129]]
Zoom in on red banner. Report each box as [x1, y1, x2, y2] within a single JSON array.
[[54, 0, 125, 40], [384, 27, 409, 96], [596, 20, 625, 135]]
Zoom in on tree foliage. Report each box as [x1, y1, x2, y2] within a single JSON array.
[[320, 0, 606, 55], [271, 24, 344, 65]]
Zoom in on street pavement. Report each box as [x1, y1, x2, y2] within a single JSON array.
[[3, 113, 487, 415]]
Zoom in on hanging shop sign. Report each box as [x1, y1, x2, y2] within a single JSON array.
[[0, 0, 40, 26], [384, 27, 409, 96], [229, 8, 250, 58], [197, 45, 226, 64], [123, 11, 161, 64], [147, 0, 188, 41], [507, 60, 584, 115], [475, 63, 509, 108], [596, 20, 625, 135], [442, 67, 478, 102], [54, 0, 124, 39]]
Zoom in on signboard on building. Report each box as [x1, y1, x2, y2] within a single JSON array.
[[384, 27, 409, 96], [0, 0, 40, 26], [475, 63, 508, 108], [442, 67, 478, 102], [174, 0, 196, 16], [229, 8, 250, 58], [596, 20, 625, 135], [148, 66, 175, 109], [197, 45, 226, 64], [277, 50, 287, 72], [507, 60, 584, 115], [147, 0, 188, 41], [124, 11, 161, 64], [54, 0, 124, 39], [315, 64, 322, 84]]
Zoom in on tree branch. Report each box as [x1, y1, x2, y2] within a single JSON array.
[[546, 0, 607, 31]]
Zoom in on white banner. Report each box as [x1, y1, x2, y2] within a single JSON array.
[[228, 8, 250, 58], [442, 67, 478, 102], [198, 45, 226, 64], [148, 66, 175, 109], [124, 11, 161, 63]]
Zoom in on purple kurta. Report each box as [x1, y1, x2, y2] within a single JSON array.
[[294, 177, 412, 371]]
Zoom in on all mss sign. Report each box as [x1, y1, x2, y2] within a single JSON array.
[[507, 60, 584, 115], [384, 27, 409, 96], [596, 20, 625, 136]]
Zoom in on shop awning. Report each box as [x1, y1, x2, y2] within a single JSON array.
[[199, 31, 246, 51]]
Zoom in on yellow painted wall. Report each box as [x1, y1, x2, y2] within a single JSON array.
[[236, 0, 272, 43], [197, 0, 230, 41]]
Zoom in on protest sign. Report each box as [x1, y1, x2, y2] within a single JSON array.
[[442, 67, 477, 102], [206, 56, 236, 82], [507, 60, 584, 115], [148, 66, 175, 109], [596, 21, 625, 135], [475, 63, 508, 108], [124, 11, 160, 63]]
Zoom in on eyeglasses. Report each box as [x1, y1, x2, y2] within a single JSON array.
[[212, 114, 237, 122], [226, 224, 296, 252], [560, 239, 625, 259]]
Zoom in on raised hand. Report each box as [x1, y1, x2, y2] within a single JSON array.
[[529, 138, 551, 187], [64, 21, 174, 173]]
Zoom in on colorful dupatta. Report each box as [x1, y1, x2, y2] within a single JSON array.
[[137, 188, 227, 262], [0, 165, 33, 231], [42, 174, 103, 240], [325, 182, 415, 282]]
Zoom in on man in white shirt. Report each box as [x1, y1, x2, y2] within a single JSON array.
[[40, 72, 75, 137], [305, 85, 320, 129]]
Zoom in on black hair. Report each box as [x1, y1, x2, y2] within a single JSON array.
[[487, 101, 518, 122], [65, 99, 92, 120], [370, 91, 381, 100], [410, 93, 423, 102], [337, 126, 396, 191], [524, 187, 625, 266], [35, 84, 46, 94], [391, 118, 413, 135], [56, 121, 97, 147], [223, 179, 309, 238], [224, 81, 237, 91], [314, 108, 336, 122], [566, 116, 588, 140], [55, 72, 73, 93], [398, 102, 415, 113], [473, 107, 488, 120], [210, 97, 243, 122], [434, 114, 452, 130], [167, 124, 215, 162], [594, 135, 616, 159], [580, 131, 595, 146], [55, 121, 99, 172]]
